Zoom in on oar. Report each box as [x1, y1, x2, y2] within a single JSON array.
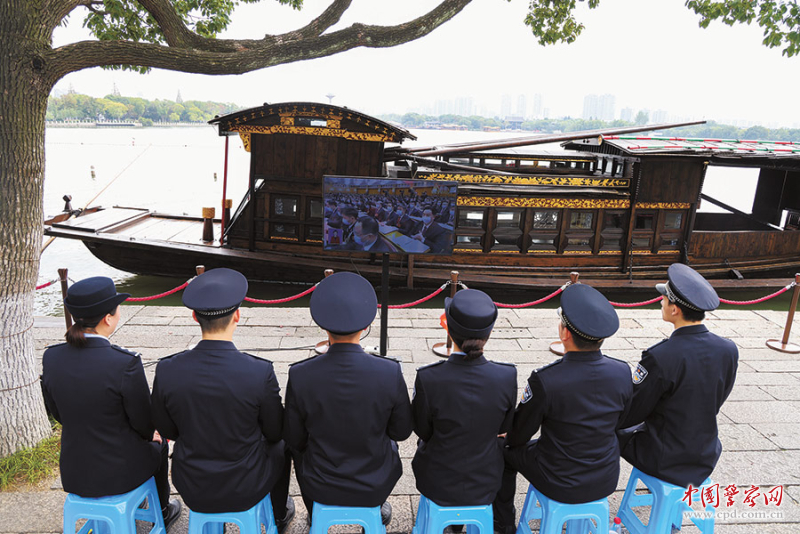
[[41, 144, 152, 254]]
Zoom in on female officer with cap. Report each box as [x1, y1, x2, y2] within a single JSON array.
[[411, 289, 517, 508], [41, 277, 181, 529]]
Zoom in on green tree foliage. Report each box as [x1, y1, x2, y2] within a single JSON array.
[[45, 93, 241, 123], [527, 0, 800, 57], [634, 110, 649, 125]]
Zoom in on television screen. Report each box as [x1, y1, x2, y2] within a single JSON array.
[[322, 176, 458, 255]]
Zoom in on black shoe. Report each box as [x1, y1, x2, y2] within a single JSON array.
[[380, 501, 392, 526], [276, 496, 296, 534], [162, 499, 182, 531]]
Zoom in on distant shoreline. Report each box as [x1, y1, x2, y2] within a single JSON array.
[[45, 122, 208, 128]]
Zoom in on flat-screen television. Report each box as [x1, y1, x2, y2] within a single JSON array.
[[322, 176, 458, 255]]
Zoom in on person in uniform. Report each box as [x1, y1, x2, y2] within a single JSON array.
[[412, 289, 517, 508], [41, 277, 182, 529], [493, 284, 633, 533], [150, 268, 294, 529], [283, 272, 412, 525], [618, 263, 739, 488]]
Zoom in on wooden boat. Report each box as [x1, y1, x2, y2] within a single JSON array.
[[44, 102, 800, 291]]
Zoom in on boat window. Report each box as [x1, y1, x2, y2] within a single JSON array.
[[271, 223, 298, 238], [635, 214, 654, 230], [601, 236, 625, 251], [532, 210, 559, 230], [456, 235, 482, 246], [603, 211, 628, 230], [568, 237, 591, 247], [306, 225, 323, 242], [492, 209, 524, 252], [308, 199, 323, 219], [661, 236, 681, 248], [528, 234, 558, 252], [458, 210, 485, 228], [496, 210, 523, 228], [632, 237, 651, 248], [569, 211, 594, 230], [273, 196, 299, 219], [664, 211, 683, 229]]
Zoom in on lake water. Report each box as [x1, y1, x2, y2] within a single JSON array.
[[37, 126, 787, 315]]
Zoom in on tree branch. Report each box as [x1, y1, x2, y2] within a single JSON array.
[[136, 0, 207, 48], [45, 0, 473, 81], [277, 0, 353, 42]]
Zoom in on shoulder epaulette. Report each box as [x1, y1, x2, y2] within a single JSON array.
[[603, 354, 629, 366], [534, 359, 563, 373], [491, 360, 516, 367], [646, 338, 669, 352], [416, 360, 445, 371], [110, 344, 141, 358], [242, 352, 273, 364], [369, 353, 401, 363], [289, 354, 319, 367], [45, 342, 67, 349], [159, 350, 188, 361]]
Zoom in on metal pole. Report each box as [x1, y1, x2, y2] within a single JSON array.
[[432, 271, 459, 358], [766, 273, 800, 354], [196, 265, 206, 276], [220, 136, 229, 245], [58, 268, 72, 330], [380, 254, 390, 356]]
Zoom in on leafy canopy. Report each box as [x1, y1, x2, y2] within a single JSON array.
[[524, 0, 800, 57]]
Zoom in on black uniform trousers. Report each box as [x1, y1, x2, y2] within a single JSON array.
[[411, 353, 517, 507], [152, 340, 289, 516], [493, 351, 633, 529], [41, 338, 171, 510], [618, 324, 739, 487], [283, 343, 413, 514]]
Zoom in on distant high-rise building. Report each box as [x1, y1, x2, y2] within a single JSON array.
[[620, 107, 633, 122], [652, 109, 668, 123], [454, 96, 474, 116], [532, 94, 543, 119], [501, 94, 513, 119], [176, 90, 183, 104], [112, 83, 121, 97], [583, 94, 616, 121], [516, 94, 527, 119]]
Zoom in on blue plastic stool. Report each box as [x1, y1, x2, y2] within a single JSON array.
[[618, 468, 714, 534], [188, 493, 278, 534], [310, 502, 386, 534], [62, 476, 165, 534], [515, 484, 609, 534], [412, 494, 493, 534]]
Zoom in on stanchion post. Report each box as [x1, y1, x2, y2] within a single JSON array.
[[766, 273, 800, 354], [315, 269, 335, 355], [58, 268, 72, 330], [202, 207, 215, 242], [432, 271, 459, 358], [549, 271, 578, 356], [380, 254, 390, 356], [196, 265, 206, 276]]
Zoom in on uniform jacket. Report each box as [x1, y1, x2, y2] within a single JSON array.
[[620, 324, 739, 487], [41, 337, 161, 498], [151, 340, 285, 513], [412, 353, 517, 506], [283, 343, 413, 507], [506, 351, 633, 503]]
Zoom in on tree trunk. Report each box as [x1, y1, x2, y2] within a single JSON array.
[[0, 0, 54, 456]]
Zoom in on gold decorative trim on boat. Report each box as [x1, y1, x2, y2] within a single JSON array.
[[457, 197, 631, 209], [634, 202, 692, 209], [228, 124, 394, 142], [420, 173, 628, 188], [239, 132, 251, 152], [563, 250, 593, 255]]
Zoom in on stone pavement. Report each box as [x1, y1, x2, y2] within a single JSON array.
[[1, 305, 799, 533]]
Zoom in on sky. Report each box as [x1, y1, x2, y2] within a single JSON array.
[[51, 0, 800, 128]]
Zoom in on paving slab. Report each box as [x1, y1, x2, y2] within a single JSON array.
[[751, 423, 800, 450], [725, 385, 776, 402], [721, 401, 800, 424], [759, 386, 800, 401]]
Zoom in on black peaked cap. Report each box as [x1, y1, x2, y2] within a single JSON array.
[[656, 263, 720, 312], [183, 268, 248, 317], [560, 283, 619, 341], [64, 276, 130, 319], [445, 289, 498, 340], [310, 272, 377, 334]]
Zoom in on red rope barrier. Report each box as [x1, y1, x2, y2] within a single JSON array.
[[609, 296, 663, 308], [379, 285, 447, 309], [494, 287, 565, 309], [126, 281, 190, 302], [35, 280, 57, 290], [719, 284, 794, 305], [244, 285, 317, 304]]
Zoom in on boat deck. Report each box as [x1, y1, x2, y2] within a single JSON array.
[[51, 207, 223, 246]]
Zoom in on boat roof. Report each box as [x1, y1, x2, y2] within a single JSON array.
[[209, 102, 416, 143], [446, 146, 599, 162]]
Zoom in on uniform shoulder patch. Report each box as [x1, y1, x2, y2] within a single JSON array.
[[521, 382, 534, 404], [289, 355, 318, 367], [416, 360, 445, 371], [243, 352, 273, 364], [110, 344, 141, 358], [632, 362, 649, 384], [491, 360, 516, 367], [534, 359, 562, 373]]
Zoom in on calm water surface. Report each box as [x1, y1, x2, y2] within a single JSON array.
[[37, 127, 790, 315]]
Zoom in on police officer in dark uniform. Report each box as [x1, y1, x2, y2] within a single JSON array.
[[493, 284, 633, 533], [283, 272, 413, 525], [41, 277, 182, 529], [412, 289, 517, 507], [151, 268, 294, 529], [618, 263, 739, 488]]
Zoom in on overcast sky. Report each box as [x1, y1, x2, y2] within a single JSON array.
[[52, 0, 800, 127]]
